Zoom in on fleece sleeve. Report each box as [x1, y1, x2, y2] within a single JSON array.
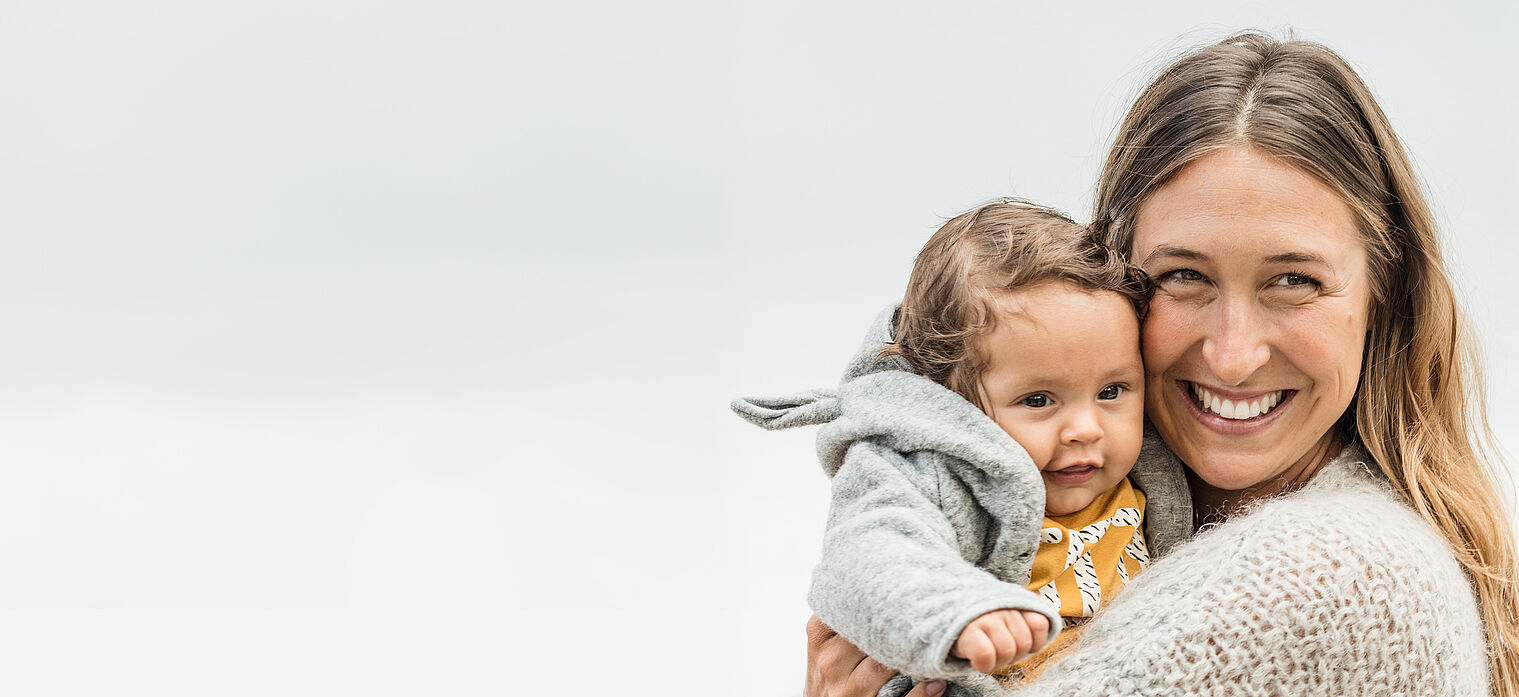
[[1009, 474, 1489, 697], [809, 442, 1063, 680]]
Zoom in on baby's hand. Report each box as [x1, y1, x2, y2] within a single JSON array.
[[950, 609, 1051, 673]]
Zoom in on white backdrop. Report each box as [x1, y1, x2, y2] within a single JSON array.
[[0, 1, 1514, 695]]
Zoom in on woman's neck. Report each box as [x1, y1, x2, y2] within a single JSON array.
[[1188, 431, 1347, 529]]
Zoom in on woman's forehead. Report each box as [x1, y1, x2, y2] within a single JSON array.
[[1130, 148, 1363, 262]]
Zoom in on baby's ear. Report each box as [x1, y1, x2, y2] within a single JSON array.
[[729, 390, 839, 430]]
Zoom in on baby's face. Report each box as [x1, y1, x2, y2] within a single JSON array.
[[976, 283, 1145, 517]]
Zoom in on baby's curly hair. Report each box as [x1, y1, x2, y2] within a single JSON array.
[[879, 199, 1148, 412]]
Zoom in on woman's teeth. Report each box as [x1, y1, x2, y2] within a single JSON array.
[[1192, 384, 1284, 420]]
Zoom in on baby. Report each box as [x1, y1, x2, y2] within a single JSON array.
[[733, 200, 1153, 696]]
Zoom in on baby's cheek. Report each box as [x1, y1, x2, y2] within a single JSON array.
[[1024, 424, 1059, 471], [1116, 407, 1146, 472]]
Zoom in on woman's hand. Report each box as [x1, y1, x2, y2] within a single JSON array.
[[805, 615, 946, 697]]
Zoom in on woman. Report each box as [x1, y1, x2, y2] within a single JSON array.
[[804, 33, 1519, 696]]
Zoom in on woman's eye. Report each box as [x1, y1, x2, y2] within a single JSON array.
[[1020, 394, 1050, 408], [1270, 272, 1320, 288], [1097, 385, 1124, 400], [1158, 268, 1205, 283]]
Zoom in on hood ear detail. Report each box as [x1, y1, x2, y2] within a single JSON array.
[[730, 390, 841, 430]]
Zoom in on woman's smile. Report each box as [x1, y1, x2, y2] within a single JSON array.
[[1174, 381, 1295, 434], [1188, 383, 1285, 420]]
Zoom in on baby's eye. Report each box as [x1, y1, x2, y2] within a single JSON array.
[[1020, 393, 1050, 408], [1097, 385, 1124, 400]]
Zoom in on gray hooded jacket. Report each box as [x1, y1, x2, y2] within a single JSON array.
[[733, 304, 1193, 695]]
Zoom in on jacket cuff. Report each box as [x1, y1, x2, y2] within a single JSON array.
[[922, 588, 1064, 678]]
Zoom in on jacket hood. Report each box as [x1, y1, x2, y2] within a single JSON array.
[[732, 301, 1196, 565], [733, 303, 1043, 484]]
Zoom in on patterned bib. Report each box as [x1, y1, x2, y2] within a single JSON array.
[[1027, 478, 1148, 617]]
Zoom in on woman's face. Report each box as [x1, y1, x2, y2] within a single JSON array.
[[1131, 147, 1373, 493]]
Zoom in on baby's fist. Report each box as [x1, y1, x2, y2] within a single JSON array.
[[950, 609, 1051, 673]]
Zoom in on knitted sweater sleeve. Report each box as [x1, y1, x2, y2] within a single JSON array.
[[809, 442, 1062, 680], [1012, 465, 1489, 697]]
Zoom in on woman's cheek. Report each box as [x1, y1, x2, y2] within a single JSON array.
[[1139, 299, 1195, 374], [1283, 308, 1366, 411], [1138, 299, 1207, 458]]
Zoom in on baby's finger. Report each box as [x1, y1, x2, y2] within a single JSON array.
[[973, 616, 1016, 671], [999, 611, 1033, 666], [955, 627, 997, 672], [1023, 611, 1051, 651]]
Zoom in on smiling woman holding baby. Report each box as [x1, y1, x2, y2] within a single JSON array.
[[800, 32, 1519, 697]]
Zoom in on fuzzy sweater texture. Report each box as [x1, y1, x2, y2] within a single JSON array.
[[1012, 443, 1490, 696], [732, 305, 1194, 697]]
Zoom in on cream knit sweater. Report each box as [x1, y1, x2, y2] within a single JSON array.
[[1015, 444, 1491, 696]]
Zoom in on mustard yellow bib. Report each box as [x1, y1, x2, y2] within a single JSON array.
[[1027, 478, 1148, 618]]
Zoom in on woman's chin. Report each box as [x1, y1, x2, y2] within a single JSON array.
[[1154, 421, 1298, 492], [1185, 457, 1287, 493]]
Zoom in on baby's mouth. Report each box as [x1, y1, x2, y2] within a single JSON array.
[[1045, 464, 1099, 484], [1189, 383, 1290, 421]]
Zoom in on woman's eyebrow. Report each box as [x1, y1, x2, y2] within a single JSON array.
[[1263, 251, 1331, 266], [1141, 246, 1331, 266], [1139, 244, 1207, 265]]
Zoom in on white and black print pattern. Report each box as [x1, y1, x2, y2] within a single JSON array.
[[1038, 506, 1146, 617], [1036, 579, 1061, 608], [1072, 551, 1102, 615], [1124, 531, 1150, 569]]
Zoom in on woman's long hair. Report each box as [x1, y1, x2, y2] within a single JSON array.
[[1092, 32, 1518, 694]]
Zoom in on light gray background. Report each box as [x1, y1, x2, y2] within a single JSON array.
[[0, 1, 1513, 695]]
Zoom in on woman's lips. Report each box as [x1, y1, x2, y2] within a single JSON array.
[[1175, 380, 1296, 435], [1044, 465, 1099, 484]]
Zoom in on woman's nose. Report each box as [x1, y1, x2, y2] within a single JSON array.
[[1201, 296, 1271, 385], [1061, 405, 1103, 445]]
